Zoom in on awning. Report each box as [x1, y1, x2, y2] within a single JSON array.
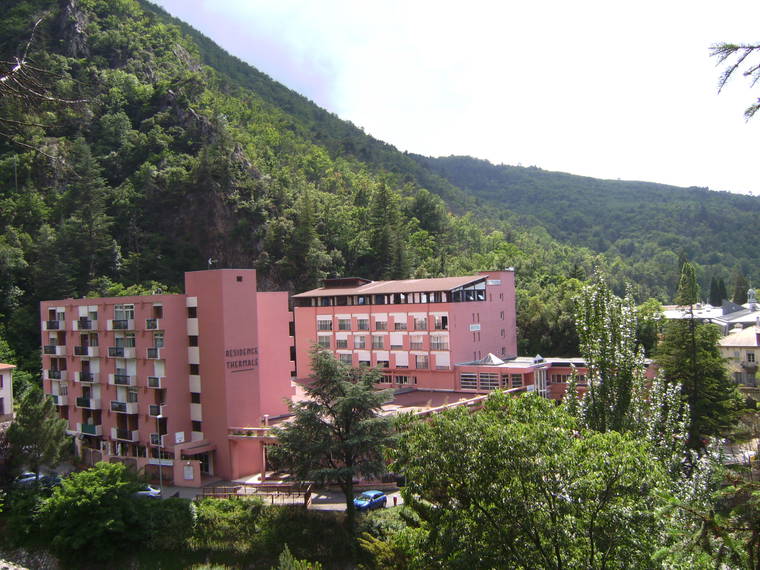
[[179, 440, 216, 456]]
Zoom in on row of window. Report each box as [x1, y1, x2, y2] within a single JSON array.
[[460, 372, 524, 391], [549, 373, 587, 384], [318, 315, 448, 332], [319, 335, 448, 350], [337, 354, 431, 368]]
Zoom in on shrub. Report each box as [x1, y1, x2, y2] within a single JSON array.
[[189, 497, 264, 553]]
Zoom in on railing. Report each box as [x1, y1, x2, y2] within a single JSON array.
[[78, 371, 96, 383], [430, 343, 449, 351], [77, 318, 93, 330], [74, 345, 96, 356], [147, 376, 163, 389], [45, 320, 62, 330], [50, 394, 67, 406], [108, 346, 125, 357], [112, 428, 137, 441], [113, 374, 132, 386], [48, 369, 64, 380], [150, 433, 166, 446], [112, 319, 129, 330], [76, 397, 100, 409], [43, 345, 57, 355], [79, 423, 102, 436], [410, 342, 424, 350], [147, 347, 161, 359]]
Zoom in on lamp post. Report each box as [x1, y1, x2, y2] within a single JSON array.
[[156, 415, 163, 497]]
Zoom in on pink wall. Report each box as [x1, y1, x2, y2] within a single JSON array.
[[256, 292, 296, 418]]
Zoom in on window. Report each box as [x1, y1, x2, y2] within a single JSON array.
[[236, 275, 243, 282], [192, 421, 202, 432], [415, 355, 429, 369], [430, 336, 448, 350], [154, 332, 164, 348], [317, 320, 332, 331], [336, 338, 348, 349], [114, 304, 135, 320], [410, 336, 424, 350], [189, 335, 199, 347], [153, 305, 163, 319], [434, 316, 448, 330], [127, 388, 138, 403], [551, 374, 571, 384], [187, 307, 197, 318], [191, 392, 201, 403], [374, 320, 387, 331], [377, 360, 390, 368], [378, 375, 392, 383], [357, 319, 369, 331], [317, 336, 331, 348], [339, 354, 352, 365], [190, 364, 200, 375], [510, 374, 523, 387], [338, 319, 351, 331], [372, 336, 384, 349], [460, 373, 477, 389], [748, 352, 756, 363], [414, 317, 427, 331], [479, 373, 499, 390], [355, 336, 366, 349], [394, 320, 407, 331], [395, 375, 417, 385], [359, 360, 371, 367]]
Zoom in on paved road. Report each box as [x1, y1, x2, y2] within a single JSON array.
[[309, 489, 404, 511]]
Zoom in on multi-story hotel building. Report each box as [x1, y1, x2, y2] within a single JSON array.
[[40, 269, 294, 484], [292, 270, 517, 390]]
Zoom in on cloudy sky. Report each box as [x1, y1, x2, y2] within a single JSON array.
[[153, 0, 760, 195]]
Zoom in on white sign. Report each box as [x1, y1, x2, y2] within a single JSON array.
[[469, 324, 481, 332], [184, 465, 194, 480], [175, 431, 185, 444]]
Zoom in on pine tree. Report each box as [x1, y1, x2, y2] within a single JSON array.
[[732, 269, 749, 305], [6, 385, 69, 476], [656, 261, 744, 448]]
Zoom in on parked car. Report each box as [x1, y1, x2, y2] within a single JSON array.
[[14, 472, 61, 488], [353, 490, 387, 512], [133, 484, 162, 499]]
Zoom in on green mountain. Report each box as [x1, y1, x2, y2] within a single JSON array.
[[0, 0, 755, 377]]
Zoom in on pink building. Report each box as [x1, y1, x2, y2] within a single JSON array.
[[0, 363, 14, 421], [292, 270, 517, 390], [41, 269, 294, 484]]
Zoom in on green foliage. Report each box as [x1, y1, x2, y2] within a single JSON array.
[[656, 263, 744, 448], [573, 271, 645, 432], [392, 393, 669, 569], [273, 544, 323, 570], [6, 385, 68, 475], [271, 350, 394, 530], [37, 462, 145, 561], [189, 497, 264, 553]]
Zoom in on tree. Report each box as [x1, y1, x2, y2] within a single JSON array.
[[6, 385, 68, 476], [711, 42, 760, 119], [37, 462, 151, 561], [656, 262, 744, 448], [573, 271, 646, 432], [732, 269, 749, 305], [270, 350, 394, 531], [392, 393, 669, 569]]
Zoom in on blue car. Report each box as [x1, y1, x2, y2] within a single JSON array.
[[353, 490, 387, 512]]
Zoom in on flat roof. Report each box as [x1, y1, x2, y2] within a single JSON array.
[[0, 363, 16, 371], [293, 275, 486, 298]]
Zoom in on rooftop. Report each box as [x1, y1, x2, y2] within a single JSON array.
[[293, 275, 488, 298]]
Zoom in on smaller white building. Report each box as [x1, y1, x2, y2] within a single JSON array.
[[719, 324, 759, 387], [0, 363, 15, 421]]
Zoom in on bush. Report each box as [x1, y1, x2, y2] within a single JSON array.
[[188, 497, 264, 553], [2, 485, 53, 546], [141, 497, 197, 551]]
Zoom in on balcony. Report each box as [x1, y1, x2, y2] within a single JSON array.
[[146, 347, 162, 359], [110, 400, 139, 414], [146, 318, 160, 330], [75, 397, 101, 410], [75, 371, 98, 383], [430, 343, 449, 351], [108, 346, 135, 358], [109, 373, 135, 387], [148, 404, 166, 418], [50, 394, 68, 406], [43, 345, 66, 356], [410, 342, 424, 350], [111, 427, 138, 442], [73, 318, 97, 331], [74, 346, 99, 357], [46, 369, 67, 381], [147, 376, 164, 389], [108, 319, 135, 331], [150, 433, 167, 447], [43, 320, 64, 331], [77, 423, 102, 436]]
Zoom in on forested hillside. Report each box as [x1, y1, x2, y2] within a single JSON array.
[[0, 0, 751, 383], [418, 155, 760, 294]]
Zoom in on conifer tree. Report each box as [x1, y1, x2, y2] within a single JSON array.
[[6, 385, 69, 476], [656, 261, 743, 448], [732, 269, 749, 305]]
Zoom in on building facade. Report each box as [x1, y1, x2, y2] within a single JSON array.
[[40, 269, 294, 484], [719, 324, 759, 388], [292, 270, 517, 390], [0, 363, 14, 421]]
